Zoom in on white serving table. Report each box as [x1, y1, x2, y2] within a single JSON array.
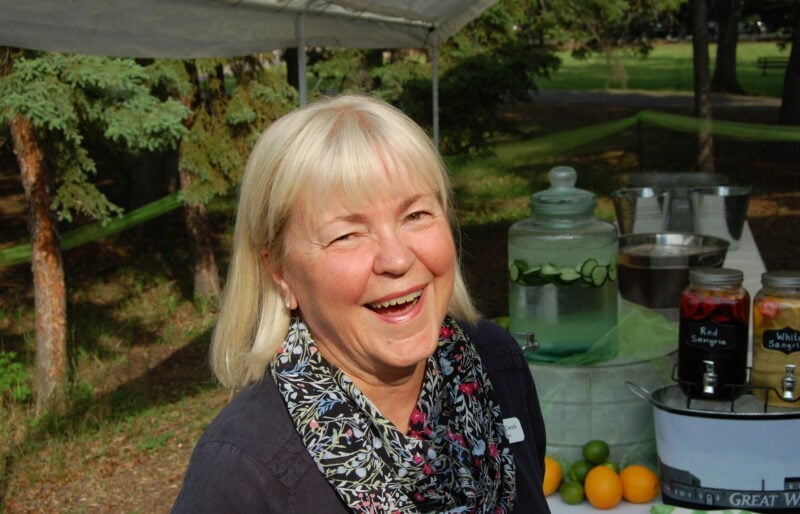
[[721, 222, 766, 305], [544, 223, 765, 514]]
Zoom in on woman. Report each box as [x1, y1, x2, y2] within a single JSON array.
[[171, 95, 551, 513]]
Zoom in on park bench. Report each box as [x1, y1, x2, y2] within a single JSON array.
[[756, 56, 789, 75]]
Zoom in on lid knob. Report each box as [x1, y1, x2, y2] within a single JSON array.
[[548, 166, 578, 189], [530, 166, 596, 216]]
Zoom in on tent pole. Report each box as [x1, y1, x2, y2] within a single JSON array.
[[296, 12, 308, 106], [431, 28, 439, 150]]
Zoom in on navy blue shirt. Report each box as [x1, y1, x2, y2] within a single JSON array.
[[171, 319, 551, 513]]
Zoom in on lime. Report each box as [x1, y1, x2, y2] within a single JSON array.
[[569, 459, 594, 484], [600, 461, 619, 474], [559, 480, 585, 505], [582, 439, 610, 464]]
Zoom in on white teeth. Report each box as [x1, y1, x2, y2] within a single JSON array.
[[369, 291, 421, 309]]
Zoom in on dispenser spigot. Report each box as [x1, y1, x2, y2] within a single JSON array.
[[781, 364, 796, 401], [702, 360, 718, 395], [513, 332, 539, 353]]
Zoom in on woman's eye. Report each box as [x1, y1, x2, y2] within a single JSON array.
[[406, 210, 430, 221], [332, 233, 354, 243]]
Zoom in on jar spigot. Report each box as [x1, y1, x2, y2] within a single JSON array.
[[781, 364, 797, 401], [513, 332, 539, 353], [702, 360, 718, 395]]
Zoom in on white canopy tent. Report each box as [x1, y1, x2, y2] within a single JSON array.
[[0, 0, 500, 146]]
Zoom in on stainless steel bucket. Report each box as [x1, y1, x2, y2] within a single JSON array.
[[628, 383, 800, 513]]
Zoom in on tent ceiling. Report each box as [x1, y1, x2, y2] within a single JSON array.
[[0, 0, 499, 58]]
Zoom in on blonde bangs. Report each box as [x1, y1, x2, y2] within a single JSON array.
[[274, 97, 452, 227]]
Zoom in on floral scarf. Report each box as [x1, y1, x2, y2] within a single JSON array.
[[270, 316, 516, 513]]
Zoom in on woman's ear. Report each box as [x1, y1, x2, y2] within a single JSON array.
[[262, 250, 295, 310]]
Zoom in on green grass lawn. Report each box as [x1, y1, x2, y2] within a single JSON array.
[[540, 41, 788, 98], [446, 40, 794, 227]]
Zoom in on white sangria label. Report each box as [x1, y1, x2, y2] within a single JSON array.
[[762, 328, 800, 355]]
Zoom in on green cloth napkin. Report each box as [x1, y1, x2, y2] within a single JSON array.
[[551, 299, 678, 366]]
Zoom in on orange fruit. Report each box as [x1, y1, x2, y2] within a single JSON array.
[[620, 464, 660, 503], [583, 464, 623, 509], [542, 456, 563, 496]]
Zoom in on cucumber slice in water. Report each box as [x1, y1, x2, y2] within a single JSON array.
[[522, 271, 545, 286], [580, 258, 599, 278], [559, 268, 581, 282], [540, 263, 560, 277], [590, 265, 608, 286], [510, 258, 614, 287]]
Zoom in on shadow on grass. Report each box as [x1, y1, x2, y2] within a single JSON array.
[[0, 325, 216, 509]]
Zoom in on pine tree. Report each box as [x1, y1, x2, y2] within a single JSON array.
[[0, 51, 188, 414]]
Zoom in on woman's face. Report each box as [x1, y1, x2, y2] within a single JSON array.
[[272, 175, 456, 385]]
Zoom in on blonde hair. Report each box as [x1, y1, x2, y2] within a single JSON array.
[[211, 94, 479, 388]]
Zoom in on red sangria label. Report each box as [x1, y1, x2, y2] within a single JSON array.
[[762, 328, 800, 355], [684, 322, 741, 349]]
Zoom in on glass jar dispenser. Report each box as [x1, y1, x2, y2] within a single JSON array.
[[678, 268, 749, 400], [752, 270, 800, 408], [508, 166, 618, 361]]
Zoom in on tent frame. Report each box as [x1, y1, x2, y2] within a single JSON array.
[[283, 4, 441, 147]]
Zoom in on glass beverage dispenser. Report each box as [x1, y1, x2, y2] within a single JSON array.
[[508, 166, 619, 361]]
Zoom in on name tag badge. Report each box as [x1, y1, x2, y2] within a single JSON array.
[[503, 417, 525, 444]]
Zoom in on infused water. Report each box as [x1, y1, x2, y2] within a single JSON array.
[[508, 235, 618, 361]]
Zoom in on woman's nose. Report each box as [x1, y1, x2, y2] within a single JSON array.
[[373, 231, 414, 276]]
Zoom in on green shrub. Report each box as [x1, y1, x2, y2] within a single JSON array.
[[0, 351, 31, 402]]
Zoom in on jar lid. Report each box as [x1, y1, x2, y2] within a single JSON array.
[[761, 270, 800, 288], [530, 166, 595, 216], [689, 267, 743, 286]]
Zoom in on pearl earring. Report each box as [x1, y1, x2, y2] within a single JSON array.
[[284, 297, 291, 310]]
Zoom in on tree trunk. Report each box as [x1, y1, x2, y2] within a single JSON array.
[[179, 60, 221, 302], [284, 48, 299, 91], [10, 115, 68, 416], [779, 6, 800, 125], [711, 0, 745, 94], [692, 0, 715, 173], [178, 167, 221, 300]]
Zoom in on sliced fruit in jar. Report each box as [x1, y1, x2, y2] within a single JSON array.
[[521, 268, 543, 286], [590, 265, 608, 286], [508, 260, 528, 282], [580, 258, 599, 278], [774, 303, 800, 329], [540, 263, 561, 277], [559, 268, 581, 282]]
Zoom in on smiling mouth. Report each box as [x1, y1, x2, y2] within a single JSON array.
[[367, 290, 422, 313]]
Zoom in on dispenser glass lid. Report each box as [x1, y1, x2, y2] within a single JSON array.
[[531, 166, 596, 215]]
